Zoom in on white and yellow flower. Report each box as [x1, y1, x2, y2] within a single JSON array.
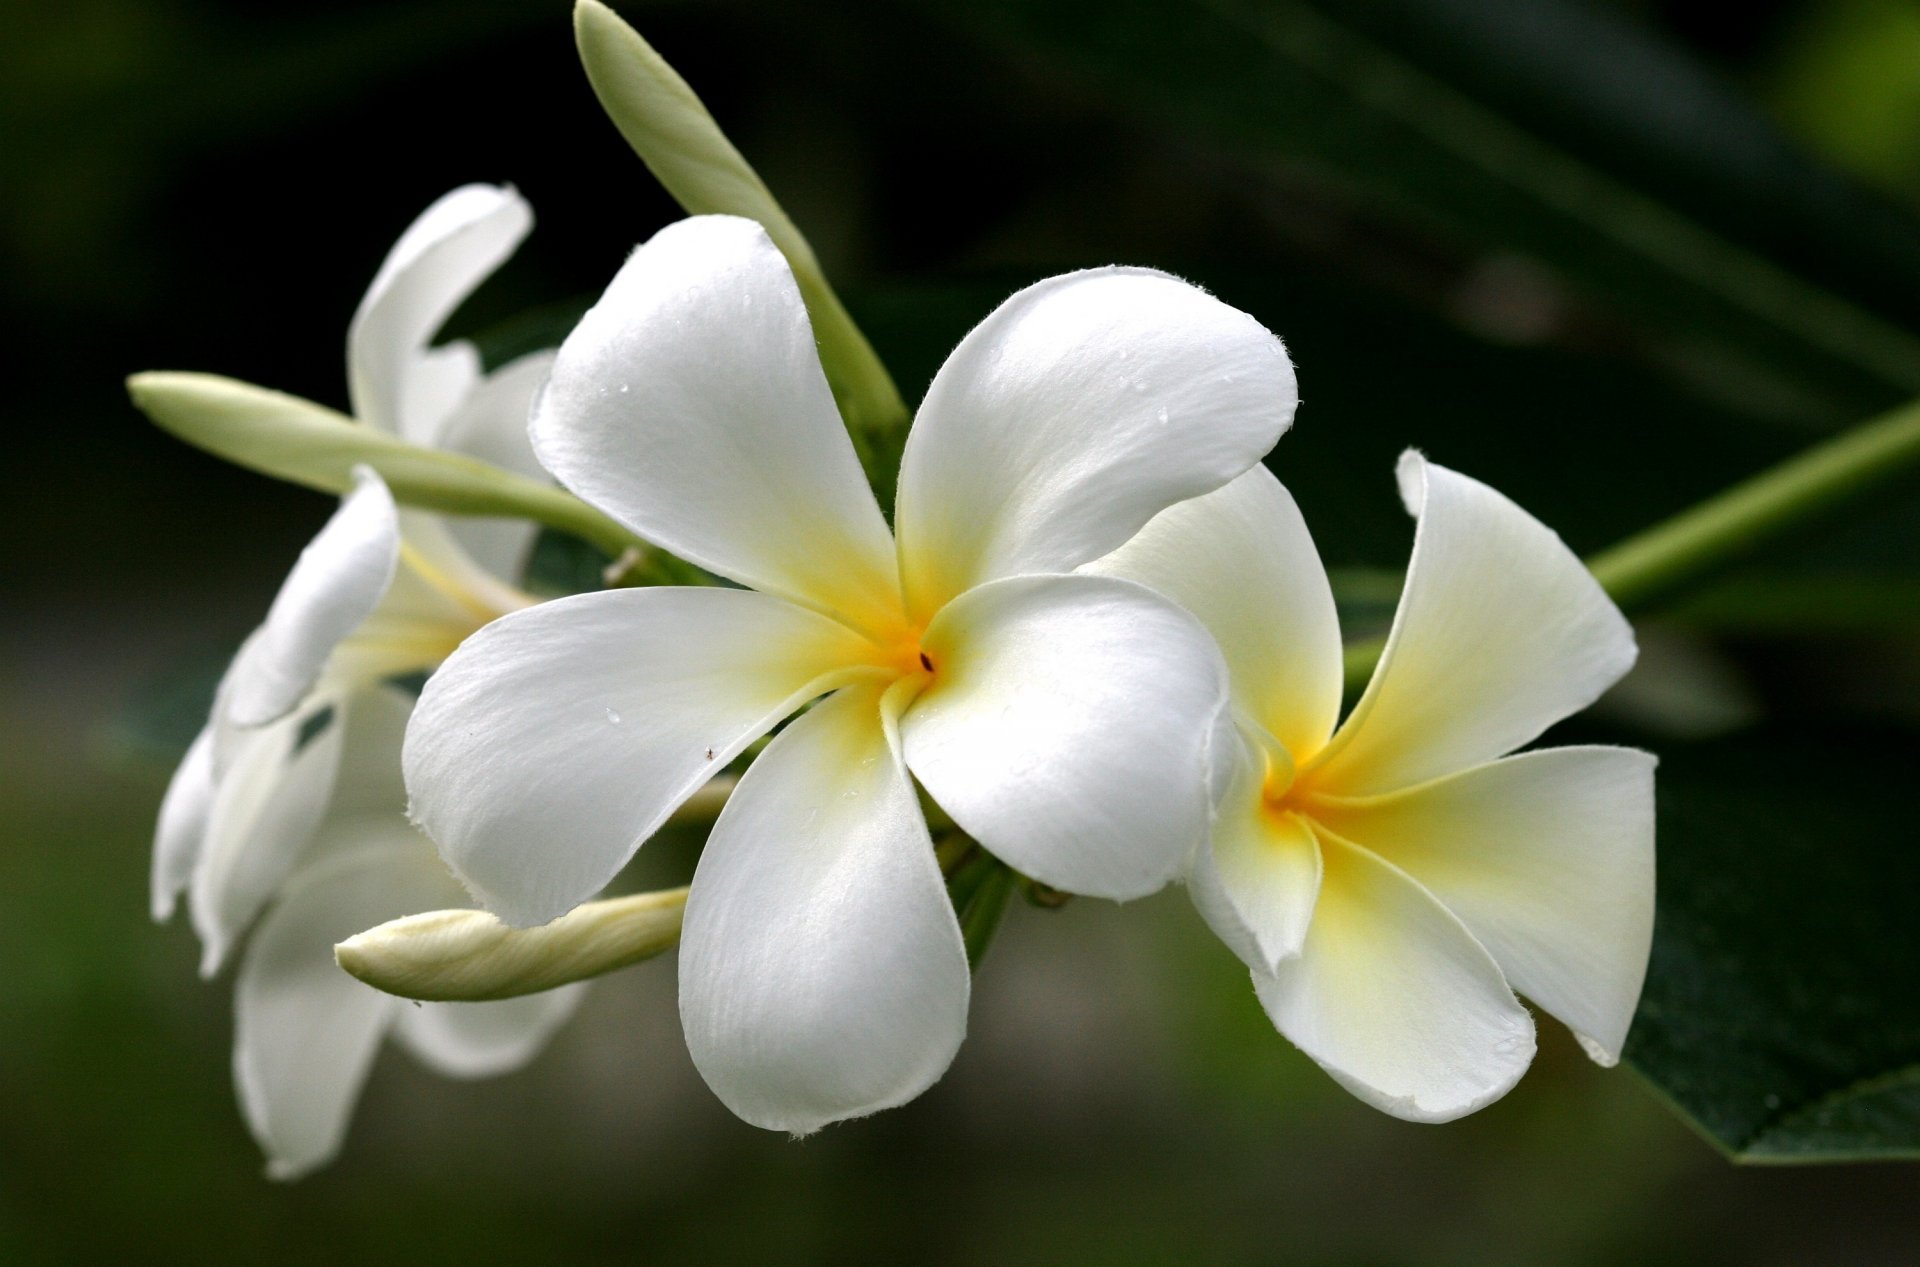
[[147, 184, 580, 1176], [1090, 455, 1655, 1120], [402, 213, 1299, 1133]]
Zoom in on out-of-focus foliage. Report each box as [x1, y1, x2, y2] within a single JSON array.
[[7, 0, 1920, 1260]]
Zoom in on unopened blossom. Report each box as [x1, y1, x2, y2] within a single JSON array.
[[1090, 455, 1655, 1120], [404, 213, 1298, 1133], [146, 184, 580, 1175]]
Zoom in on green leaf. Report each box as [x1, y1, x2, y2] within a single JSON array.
[[1626, 725, 1920, 1161], [911, 0, 1920, 418]]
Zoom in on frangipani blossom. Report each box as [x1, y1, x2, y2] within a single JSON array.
[[153, 184, 554, 972], [404, 213, 1299, 1133], [150, 184, 583, 1175], [1090, 454, 1654, 1121]]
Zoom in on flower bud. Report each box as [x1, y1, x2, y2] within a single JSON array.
[[335, 887, 688, 1002]]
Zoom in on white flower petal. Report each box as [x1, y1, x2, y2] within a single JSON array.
[[348, 184, 531, 442], [153, 724, 216, 921], [1088, 466, 1342, 759], [226, 468, 399, 728], [902, 574, 1229, 900], [531, 216, 900, 630], [894, 268, 1296, 615], [391, 986, 587, 1079], [190, 697, 346, 976], [430, 350, 554, 584], [1254, 830, 1535, 1123], [1190, 727, 1323, 973], [1308, 746, 1656, 1064], [679, 680, 968, 1134], [233, 830, 428, 1180], [404, 586, 874, 927], [1309, 454, 1637, 796]]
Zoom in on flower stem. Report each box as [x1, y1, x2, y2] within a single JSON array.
[[1343, 396, 1920, 690]]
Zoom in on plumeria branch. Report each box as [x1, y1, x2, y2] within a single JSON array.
[[1342, 395, 1920, 690], [575, 0, 911, 486]]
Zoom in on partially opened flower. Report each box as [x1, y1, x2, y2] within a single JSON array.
[[151, 184, 555, 973], [145, 184, 585, 1175], [1089, 454, 1655, 1120], [404, 213, 1299, 1132]]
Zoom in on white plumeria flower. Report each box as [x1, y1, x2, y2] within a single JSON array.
[[404, 213, 1299, 1133], [1090, 454, 1655, 1121], [235, 686, 580, 1179], [150, 185, 583, 1175], [153, 184, 554, 972]]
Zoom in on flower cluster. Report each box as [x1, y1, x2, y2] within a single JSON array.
[[136, 0, 1653, 1177]]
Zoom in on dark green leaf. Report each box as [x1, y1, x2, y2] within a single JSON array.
[[905, 0, 1920, 422], [1626, 725, 1920, 1161]]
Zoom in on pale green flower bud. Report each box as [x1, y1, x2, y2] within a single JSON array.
[[335, 887, 688, 1002]]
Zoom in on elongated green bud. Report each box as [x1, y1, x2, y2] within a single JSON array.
[[127, 371, 642, 559], [574, 0, 909, 475], [336, 888, 689, 1002]]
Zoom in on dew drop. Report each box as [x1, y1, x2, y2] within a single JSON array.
[[604, 707, 622, 725], [618, 383, 630, 394], [1130, 380, 1149, 395], [1156, 405, 1170, 425]]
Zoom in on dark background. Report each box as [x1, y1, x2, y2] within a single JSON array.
[[4, 0, 1919, 1261]]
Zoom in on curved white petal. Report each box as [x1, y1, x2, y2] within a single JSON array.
[[679, 680, 968, 1134], [1088, 466, 1342, 760], [233, 820, 497, 1180], [902, 574, 1229, 900], [894, 267, 1296, 616], [1309, 454, 1637, 796], [430, 350, 555, 583], [1254, 830, 1535, 1123], [191, 697, 346, 976], [153, 724, 216, 921], [404, 586, 874, 927], [531, 216, 900, 631], [348, 184, 531, 442], [1189, 726, 1323, 973], [232, 834, 414, 1180], [226, 469, 399, 728], [1308, 746, 1656, 1064], [392, 985, 586, 1079]]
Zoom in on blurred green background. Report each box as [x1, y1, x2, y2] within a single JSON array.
[[5, 0, 1920, 1261]]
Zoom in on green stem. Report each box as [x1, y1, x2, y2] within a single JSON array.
[[1343, 397, 1920, 690]]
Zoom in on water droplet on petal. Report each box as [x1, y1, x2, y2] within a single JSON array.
[[1156, 405, 1170, 424], [1131, 380, 1149, 394], [605, 707, 622, 725], [618, 383, 630, 394]]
